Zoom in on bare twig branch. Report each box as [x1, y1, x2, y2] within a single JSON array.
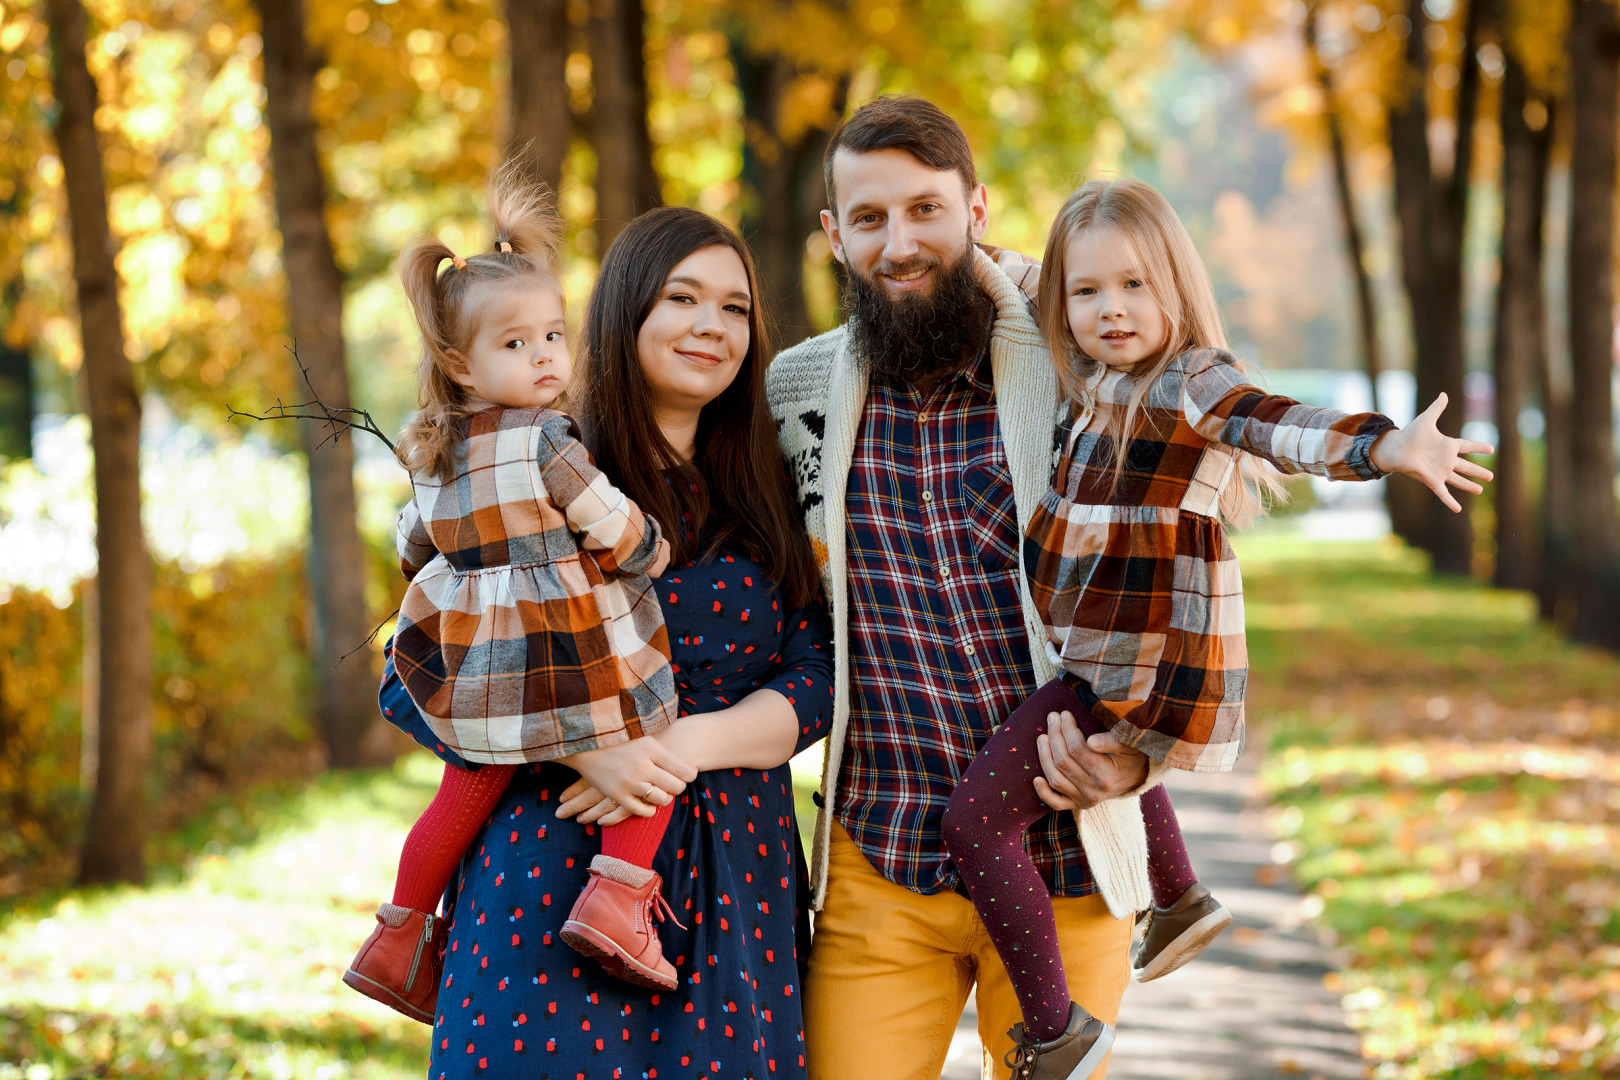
[[230, 342, 404, 664], [338, 608, 400, 667], [227, 343, 396, 453]]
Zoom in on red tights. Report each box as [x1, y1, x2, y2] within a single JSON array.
[[392, 761, 675, 913]]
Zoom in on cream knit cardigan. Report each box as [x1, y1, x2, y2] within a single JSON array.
[[765, 248, 1164, 918]]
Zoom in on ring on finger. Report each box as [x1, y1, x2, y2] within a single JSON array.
[[643, 783, 656, 802]]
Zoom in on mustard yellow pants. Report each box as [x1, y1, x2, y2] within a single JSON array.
[[803, 822, 1133, 1080]]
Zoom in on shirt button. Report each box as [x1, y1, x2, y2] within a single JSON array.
[[919, 412, 929, 424], [940, 567, 951, 580], [921, 490, 933, 503], [964, 643, 976, 657]]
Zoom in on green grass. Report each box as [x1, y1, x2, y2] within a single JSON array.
[[0, 754, 446, 1079], [1236, 534, 1620, 1079]]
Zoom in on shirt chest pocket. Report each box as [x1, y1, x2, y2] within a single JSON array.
[[959, 462, 1021, 573]]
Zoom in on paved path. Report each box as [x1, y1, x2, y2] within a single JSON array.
[[941, 755, 1367, 1079]]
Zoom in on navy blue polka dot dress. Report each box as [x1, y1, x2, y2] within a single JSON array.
[[380, 545, 833, 1080]]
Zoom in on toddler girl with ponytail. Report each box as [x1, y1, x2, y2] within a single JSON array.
[[343, 162, 693, 1025]]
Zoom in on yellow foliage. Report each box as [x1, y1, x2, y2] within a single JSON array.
[[0, 555, 316, 874]]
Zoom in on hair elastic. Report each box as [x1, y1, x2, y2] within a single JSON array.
[[451, 255, 467, 270], [497, 241, 513, 253]]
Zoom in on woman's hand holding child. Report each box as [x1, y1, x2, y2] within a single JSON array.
[[556, 738, 698, 823], [1370, 393, 1496, 513]]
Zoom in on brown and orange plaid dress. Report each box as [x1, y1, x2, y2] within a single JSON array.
[[1025, 347, 1395, 773], [391, 406, 676, 764]]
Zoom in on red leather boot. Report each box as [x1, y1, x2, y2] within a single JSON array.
[[560, 856, 683, 990], [343, 903, 446, 1024]]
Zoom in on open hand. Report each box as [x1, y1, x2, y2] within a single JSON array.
[[1032, 710, 1150, 811], [1370, 393, 1494, 512], [556, 737, 697, 820]]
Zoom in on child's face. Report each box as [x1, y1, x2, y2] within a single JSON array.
[[449, 278, 571, 409], [1062, 226, 1168, 368]]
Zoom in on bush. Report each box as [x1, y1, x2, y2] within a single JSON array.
[[0, 555, 318, 878]]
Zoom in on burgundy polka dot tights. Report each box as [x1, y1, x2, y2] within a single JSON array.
[[942, 678, 1196, 1041]]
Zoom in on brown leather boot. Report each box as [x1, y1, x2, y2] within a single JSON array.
[[560, 855, 684, 990], [1004, 1002, 1115, 1080], [343, 903, 445, 1024], [1132, 882, 1233, 982]]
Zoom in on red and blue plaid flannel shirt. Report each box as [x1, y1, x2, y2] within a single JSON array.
[[840, 347, 1094, 897]]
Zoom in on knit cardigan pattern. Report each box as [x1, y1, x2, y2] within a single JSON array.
[[766, 247, 1164, 917]]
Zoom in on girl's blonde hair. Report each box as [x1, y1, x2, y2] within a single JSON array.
[[1037, 177, 1285, 528], [395, 159, 564, 479]]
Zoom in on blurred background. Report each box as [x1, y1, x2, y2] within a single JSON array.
[[0, 0, 1618, 1077]]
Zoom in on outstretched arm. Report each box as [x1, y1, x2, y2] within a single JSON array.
[[1370, 393, 1495, 512], [1179, 352, 1396, 480]]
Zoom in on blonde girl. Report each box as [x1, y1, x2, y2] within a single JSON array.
[[344, 163, 695, 1025], [943, 177, 1492, 1079]]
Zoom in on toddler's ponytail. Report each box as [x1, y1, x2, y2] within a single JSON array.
[[394, 160, 565, 480]]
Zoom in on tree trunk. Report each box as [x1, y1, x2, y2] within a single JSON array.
[[1386, 0, 1439, 552], [504, 0, 572, 193], [1386, 0, 1479, 574], [1537, 285, 1575, 623], [255, 0, 393, 766], [46, 0, 154, 885], [1563, 0, 1620, 650], [1306, 6, 1381, 415], [587, 0, 659, 253], [730, 41, 849, 347], [1491, 50, 1551, 592], [0, 279, 34, 460]]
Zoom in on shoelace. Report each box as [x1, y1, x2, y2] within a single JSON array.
[[1002, 1029, 1037, 1075], [645, 885, 687, 931]]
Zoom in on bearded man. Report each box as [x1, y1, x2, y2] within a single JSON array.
[[766, 96, 1166, 1079]]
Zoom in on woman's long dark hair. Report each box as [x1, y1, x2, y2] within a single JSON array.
[[576, 206, 819, 610]]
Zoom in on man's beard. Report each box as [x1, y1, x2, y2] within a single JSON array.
[[844, 238, 995, 386]]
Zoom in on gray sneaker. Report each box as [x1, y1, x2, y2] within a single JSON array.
[[1003, 1001, 1114, 1080], [1131, 881, 1233, 982]]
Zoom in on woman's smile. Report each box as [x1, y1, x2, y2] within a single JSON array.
[[676, 347, 725, 367]]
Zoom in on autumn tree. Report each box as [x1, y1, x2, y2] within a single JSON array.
[[505, 0, 572, 190], [44, 0, 153, 884], [1304, 2, 1382, 414], [729, 36, 848, 345], [1490, 23, 1554, 592], [588, 0, 661, 250], [1386, 0, 1483, 574], [254, 0, 393, 767], [1562, 0, 1620, 649]]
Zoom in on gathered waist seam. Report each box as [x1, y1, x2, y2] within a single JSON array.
[[426, 554, 582, 576]]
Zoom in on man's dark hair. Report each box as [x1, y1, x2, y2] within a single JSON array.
[[823, 95, 977, 218]]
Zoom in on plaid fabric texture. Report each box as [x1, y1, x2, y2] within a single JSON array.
[[392, 406, 676, 764], [841, 349, 1092, 897], [1026, 348, 1394, 773]]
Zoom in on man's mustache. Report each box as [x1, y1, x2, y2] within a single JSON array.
[[869, 255, 942, 281]]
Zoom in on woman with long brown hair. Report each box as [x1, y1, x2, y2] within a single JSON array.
[[379, 205, 832, 1080]]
